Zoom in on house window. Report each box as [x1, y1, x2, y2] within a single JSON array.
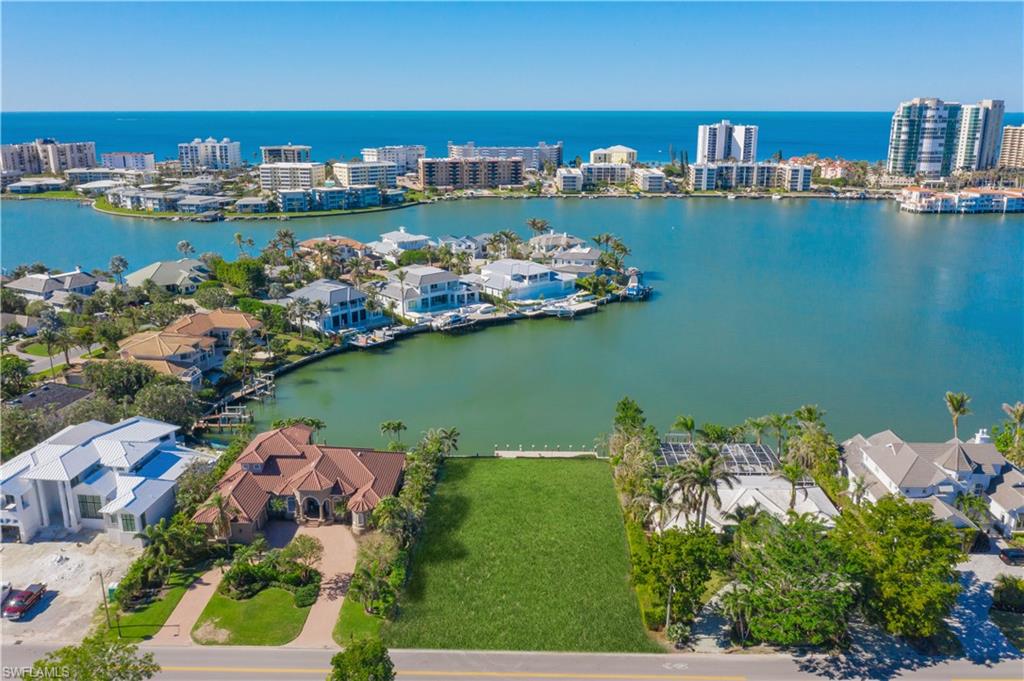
[[3, 494, 14, 507], [109, 514, 118, 526], [121, 514, 136, 532], [78, 494, 103, 520]]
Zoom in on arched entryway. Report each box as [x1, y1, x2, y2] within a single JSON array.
[[321, 500, 333, 522], [303, 497, 320, 519]]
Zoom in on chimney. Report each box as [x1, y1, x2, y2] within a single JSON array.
[[972, 428, 992, 444]]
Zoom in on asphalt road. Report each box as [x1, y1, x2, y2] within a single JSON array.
[[2, 644, 1021, 681]]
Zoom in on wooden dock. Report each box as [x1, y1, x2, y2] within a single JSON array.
[[196, 405, 253, 432]]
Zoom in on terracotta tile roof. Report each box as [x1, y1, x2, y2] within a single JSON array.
[[165, 309, 262, 336], [298, 235, 367, 251], [131, 358, 197, 377], [199, 426, 405, 525], [118, 331, 216, 360], [193, 469, 268, 524]]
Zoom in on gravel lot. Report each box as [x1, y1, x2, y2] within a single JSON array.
[[1, 530, 140, 644]]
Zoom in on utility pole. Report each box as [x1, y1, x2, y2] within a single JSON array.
[[97, 571, 112, 631]]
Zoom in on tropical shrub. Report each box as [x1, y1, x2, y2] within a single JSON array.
[[993, 574, 1024, 613]]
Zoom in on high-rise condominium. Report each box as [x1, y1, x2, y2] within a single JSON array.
[[997, 125, 1024, 170], [887, 98, 1004, 178], [695, 120, 758, 164]]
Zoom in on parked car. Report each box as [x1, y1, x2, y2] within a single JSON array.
[[999, 548, 1024, 566], [0, 582, 10, 604], [2, 583, 46, 620]]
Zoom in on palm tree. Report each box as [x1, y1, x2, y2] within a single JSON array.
[[233, 232, 254, 258], [137, 518, 178, 580], [678, 444, 739, 528], [592, 233, 613, 252], [199, 492, 233, 548], [437, 427, 460, 457], [767, 413, 792, 458], [395, 269, 409, 318], [671, 415, 696, 442], [275, 228, 297, 257], [773, 462, 808, 511], [108, 255, 128, 286], [792, 404, 826, 428], [176, 240, 195, 257], [379, 420, 407, 444], [641, 478, 682, 532], [1001, 401, 1024, 449], [53, 327, 74, 366], [526, 217, 549, 238], [231, 329, 256, 379], [744, 416, 770, 446], [944, 391, 972, 441], [454, 251, 471, 275], [847, 476, 870, 505], [311, 300, 329, 339], [722, 502, 763, 527], [37, 327, 58, 377]]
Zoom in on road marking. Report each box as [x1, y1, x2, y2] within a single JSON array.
[[163, 667, 744, 680]]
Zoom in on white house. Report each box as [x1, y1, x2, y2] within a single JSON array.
[[468, 259, 576, 301], [286, 279, 383, 333], [125, 258, 211, 294], [375, 266, 479, 316], [0, 417, 202, 544], [437, 234, 490, 259], [5, 268, 99, 302], [842, 429, 1024, 536], [366, 227, 433, 262]]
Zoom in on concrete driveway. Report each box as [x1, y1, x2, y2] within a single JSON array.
[[282, 523, 357, 649], [947, 542, 1024, 661]]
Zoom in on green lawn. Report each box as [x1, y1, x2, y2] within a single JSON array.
[[382, 458, 659, 652], [7, 190, 81, 200], [104, 570, 199, 642], [991, 609, 1024, 650], [19, 342, 51, 357], [333, 594, 383, 645], [192, 587, 310, 645]]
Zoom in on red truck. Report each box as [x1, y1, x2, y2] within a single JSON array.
[[2, 583, 46, 620]]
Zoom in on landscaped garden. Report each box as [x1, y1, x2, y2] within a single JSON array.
[[104, 569, 202, 642], [192, 587, 311, 645], [381, 457, 659, 652]]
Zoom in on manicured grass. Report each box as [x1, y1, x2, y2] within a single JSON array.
[[333, 594, 383, 645], [19, 342, 51, 357], [104, 570, 200, 642], [192, 587, 310, 645], [382, 458, 659, 652], [93, 196, 183, 218], [7, 190, 81, 200], [991, 608, 1024, 650]]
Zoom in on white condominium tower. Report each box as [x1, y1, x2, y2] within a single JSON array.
[[695, 120, 758, 163], [361, 145, 426, 174], [260, 144, 312, 164], [447, 141, 563, 171], [999, 125, 1024, 170], [177, 137, 242, 172], [887, 98, 1005, 178], [953, 100, 1004, 171], [1, 139, 96, 174]]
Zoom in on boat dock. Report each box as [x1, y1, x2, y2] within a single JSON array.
[[196, 405, 253, 432], [495, 449, 597, 459]]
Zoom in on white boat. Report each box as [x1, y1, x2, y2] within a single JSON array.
[[772, 194, 783, 201], [727, 194, 737, 200], [542, 302, 575, 318]]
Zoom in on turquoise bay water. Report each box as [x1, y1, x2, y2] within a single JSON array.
[[2, 198, 1021, 449], [4, 111, 1021, 163]]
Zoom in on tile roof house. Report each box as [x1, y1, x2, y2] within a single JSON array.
[[842, 428, 1024, 535], [193, 425, 405, 542], [297, 235, 370, 261], [0, 417, 200, 544], [528, 231, 584, 256], [124, 258, 211, 294]]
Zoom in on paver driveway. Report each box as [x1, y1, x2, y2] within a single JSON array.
[[149, 567, 223, 646], [282, 523, 357, 648]]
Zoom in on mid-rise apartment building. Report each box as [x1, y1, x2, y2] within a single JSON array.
[[258, 162, 326, 191], [555, 167, 583, 192], [689, 162, 812, 192], [633, 167, 666, 192], [998, 125, 1024, 170], [418, 157, 524, 189], [447, 141, 562, 171], [101, 152, 156, 171], [361, 145, 426, 174], [1, 139, 97, 174], [580, 162, 631, 187], [177, 137, 242, 173], [589, 145, 638, 165], [696, 120, 758, 163], [260, 145, 312, 164], [332, 161, 397, 188]]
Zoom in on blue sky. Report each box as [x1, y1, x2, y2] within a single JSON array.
[[2, 2, 1021, 111]]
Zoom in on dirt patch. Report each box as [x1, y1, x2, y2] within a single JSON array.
[[0, 530, 140, 644], [193, 619, 230, 644]]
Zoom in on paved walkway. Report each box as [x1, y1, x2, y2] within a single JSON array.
[[149, 567, 223, 646], [285, 524, 358, 649]]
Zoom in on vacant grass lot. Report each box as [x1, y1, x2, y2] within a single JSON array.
[[383, 458, 659, 652], [192, 588, 309, 645], [104, 570, 200, 642], [990, 609, 1024, 650]]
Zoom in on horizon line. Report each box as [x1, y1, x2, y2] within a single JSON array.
[[5, 108, 1022, 115]]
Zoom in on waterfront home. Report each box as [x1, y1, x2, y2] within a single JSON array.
[[555, 167, 583, 192], [366, 226, 433, 262], [0, 312, 40, 336], [106, 186, 185, 212], [286, 279, 382, 333], [125, 258, 211, 294], [468, 259, 576, 301], [297, 235, 370, 262], [7, 177, 66, 194], [5, 268, 99, 302], [653, 437, 838, 531], [233, 197, 270, 213], [550, 246, 602, 275], [166, 309, 262, 344], [897, 186, 1024, 214], [589, 145, 638, 165], [118, 331, 218, 374], [374, 265, 480, 315], [841, 429, 1024, 536], [437, 234, 490, 259], [528, 231, 584, 256], [193, 424, 404, 540], [0, 417, 200, 544]]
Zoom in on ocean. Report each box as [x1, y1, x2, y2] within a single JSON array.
[[5, 110, 1021, 164]]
